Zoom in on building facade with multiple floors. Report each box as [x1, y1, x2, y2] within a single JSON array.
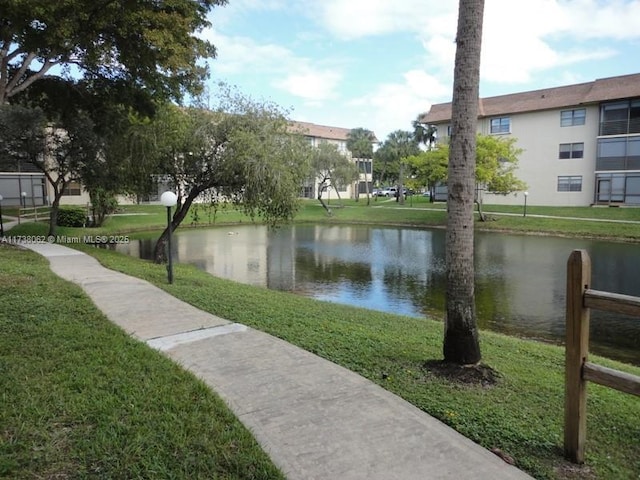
[[421, 73, 640, 207], [0, 120, 377, 209], [290, 121, 377, 200]]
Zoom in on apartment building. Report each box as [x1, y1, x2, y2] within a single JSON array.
[[290, 121, 377, 200], [0, 119, 378, 207], [421, 73, 640, 206]]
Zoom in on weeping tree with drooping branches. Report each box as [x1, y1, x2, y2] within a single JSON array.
[[130, 87, 314, 263]]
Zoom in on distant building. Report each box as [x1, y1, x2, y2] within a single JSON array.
[[0, 160, 48, 207], [290, 121, 378, 200], [421, 73, 640, 206], [0, 119, 378, 208]]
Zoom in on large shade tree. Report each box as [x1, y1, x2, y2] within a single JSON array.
[[0, 0, 226, 105], [130, 88, 313, 262], [406, 134, 525, 215], [12, 76, 137, 226], [444, 0, 485, 365], [0, 104, 101, 235]]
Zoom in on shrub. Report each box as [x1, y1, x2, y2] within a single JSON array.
[[57, 207, 86, 227]]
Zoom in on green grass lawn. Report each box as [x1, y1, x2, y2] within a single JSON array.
[[7, 198, 640, 242], [0, 245, 284, 480], [3, 200, 640, 479], [73, 245, 640, 480]]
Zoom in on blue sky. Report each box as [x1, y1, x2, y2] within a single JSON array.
[[199, 0, 640, 141]]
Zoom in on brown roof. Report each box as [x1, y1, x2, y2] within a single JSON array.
[[421, 72, 640, 123], [289, 121, 378, 142]]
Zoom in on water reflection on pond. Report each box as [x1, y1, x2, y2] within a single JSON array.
[[118, 224, 640, 365]]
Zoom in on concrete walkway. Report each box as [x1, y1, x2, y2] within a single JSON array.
[[22, 242, 532, 480]]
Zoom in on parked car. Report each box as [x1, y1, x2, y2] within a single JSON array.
[[376, 187, 409, 197]]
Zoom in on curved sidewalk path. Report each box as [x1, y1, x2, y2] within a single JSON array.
[[24, 242, 532, 480]]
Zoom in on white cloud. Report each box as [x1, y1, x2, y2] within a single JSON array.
[[316, 0, 452, 40], [349, 70, 450, 139], [198, 0, 640, 139], [199, 30, 296, 75], [275, 70, 342, 102], [199, 29, 344, 104], [313, 0, 640, 86], [559, 0, 640, 40]]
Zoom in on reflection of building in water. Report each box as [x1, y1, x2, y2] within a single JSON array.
[[266, 228, 296, 291], [115, 225, 638, 364], [474, 233, 566, 338], [175, 226, 270, 287]]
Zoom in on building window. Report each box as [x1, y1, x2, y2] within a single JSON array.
[[62, 181, 82, 196], [559, 143, 584, 159], [600, 99, 640, 135], [490, 117, 510, 134], [561, 109, 586, 127], [596, 136, 640, 170], [557, 175, 582, 192], [354, 159, 372, 174]]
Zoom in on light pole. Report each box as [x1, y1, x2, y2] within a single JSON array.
[[19, 191, 26, 224], [0, 194, 4, 237], [160, 191, 178, 284], [523, 191, 529, 217]]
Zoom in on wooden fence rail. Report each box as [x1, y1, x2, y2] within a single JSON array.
[[564, 249, 640, 463], [18, 205, 51, 223]]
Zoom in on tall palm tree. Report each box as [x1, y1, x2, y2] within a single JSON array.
[[412, 116, 437, 150], [385, 130, 419, 205], [443, 0, 485, 365], [346, 128, 376, 204]]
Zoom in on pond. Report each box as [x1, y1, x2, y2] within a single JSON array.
[[117, 224, 640, 365]]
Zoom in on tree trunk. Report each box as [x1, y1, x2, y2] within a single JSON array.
[[443, 0, 484, 365], [317, 182, 332, 215], [46, 181, 63, 237], [153, 189, 199, 263], [47, 197, 61, 237], [364, 161, 371, 206], [399, 165, 405, 205], [334, 185, 344, 206], [475, 200, 487, 222]]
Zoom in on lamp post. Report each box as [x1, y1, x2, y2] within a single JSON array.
[[160, 191, 178, 284], [0, 194, 4, 237], [19, 191, 27, 224], [523, 191, 529, 217]]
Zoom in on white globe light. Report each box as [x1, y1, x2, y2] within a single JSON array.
[[160, 191, 178, 207]]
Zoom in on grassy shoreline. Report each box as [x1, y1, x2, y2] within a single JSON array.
[[3, 200, 640, 479], [68, 244, 640, 479]]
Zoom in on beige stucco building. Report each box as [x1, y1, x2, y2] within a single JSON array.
[[421, 73, 640, 206], [290, 121, 377, 200], [0, 120, 377, 208]]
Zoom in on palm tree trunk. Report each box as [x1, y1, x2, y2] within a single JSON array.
[[443, 0, 484, 365]]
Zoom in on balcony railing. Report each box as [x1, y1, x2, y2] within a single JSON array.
[[600, 117, 640, 136]]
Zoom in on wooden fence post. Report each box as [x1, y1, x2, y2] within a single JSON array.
[[564, 249, 591, 463]]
